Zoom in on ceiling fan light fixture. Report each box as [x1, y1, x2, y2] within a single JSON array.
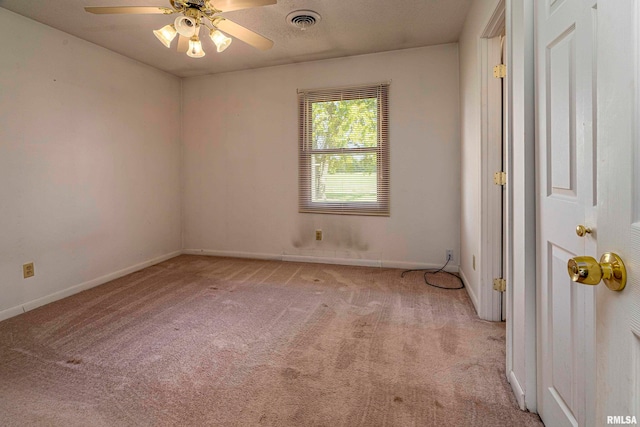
[[210, 29, 232, 52], [187, 36, 205, 58], [85, 2, 275, 57], [153, 24, 177, 48], [174, 15, 197, 37]]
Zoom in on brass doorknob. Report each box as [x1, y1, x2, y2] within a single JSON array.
[[576, 225, 592, 237], [567, 252, 627, 291]]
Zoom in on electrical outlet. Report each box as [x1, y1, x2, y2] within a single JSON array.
[[315, 229, 323, 241], [446, 250, 454, 262], [473, 255, 476, 270], [23, 262, 34, 279]]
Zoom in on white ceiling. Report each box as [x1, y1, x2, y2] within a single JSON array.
[[0, 0, 472, 78]]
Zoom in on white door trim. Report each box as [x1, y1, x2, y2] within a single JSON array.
[[505, 0, 537, 412], [478, 0, 505, 322]]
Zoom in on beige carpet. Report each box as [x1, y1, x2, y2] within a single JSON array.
[[0, 255, 542, 426]]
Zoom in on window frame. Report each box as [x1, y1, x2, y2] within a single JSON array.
[[297, 82, 390, 216]]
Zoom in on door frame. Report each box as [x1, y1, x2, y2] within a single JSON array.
[[471, 0, 538, 412], [479, 2, 505, 323], [504, 0, 537, 412]]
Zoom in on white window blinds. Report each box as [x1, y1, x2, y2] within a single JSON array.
[[298, 82, 390, 216]]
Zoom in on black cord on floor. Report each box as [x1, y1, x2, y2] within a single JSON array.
[[400, 256, 465, 290]]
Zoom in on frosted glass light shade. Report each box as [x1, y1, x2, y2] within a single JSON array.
[[174, 16, 197, 37], [210, 29, 232, 52], [153, 24, 177, 48], [187, 37, 205, 58]]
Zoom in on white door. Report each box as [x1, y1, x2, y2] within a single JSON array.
[[595, 0, 640, 423], [536, 0, 598, 425]]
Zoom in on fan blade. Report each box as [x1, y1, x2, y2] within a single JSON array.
[[216, 18, 273, 50], [177, 35, 190, 53], [211, 0, 276, 12], [84, 6, 174, 15]]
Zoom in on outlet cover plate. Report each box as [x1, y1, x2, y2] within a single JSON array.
[[23, 262, 34, 278], [446, 250, 454, 262]]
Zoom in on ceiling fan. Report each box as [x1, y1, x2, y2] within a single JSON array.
[[85, 0, 276, 58]]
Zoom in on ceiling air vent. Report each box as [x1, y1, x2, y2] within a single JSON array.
[[287, 10, 321, 30]]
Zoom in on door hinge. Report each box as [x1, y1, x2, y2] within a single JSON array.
[[493, 171, 507, 186], [493, 278, 506, 292], [493, 64, 506, 78]]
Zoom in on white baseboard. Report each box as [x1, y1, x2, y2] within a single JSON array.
[[182, 249, 282, 261], [508, 369, 526, 410], [282, 254, 382, 268], [381, 259, 459, 272], [0, 306, 25, 323], [0, 251, 182, 323], [184, 248, 459, 272], [459, 268, 480, 315]]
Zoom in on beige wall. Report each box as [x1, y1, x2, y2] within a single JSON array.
[[0, 9, 183, 319], [182, 44, 461, 268], [0, 13, 462, 318]]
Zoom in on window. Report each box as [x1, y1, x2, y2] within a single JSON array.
[[298, 82, 390, 216]]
